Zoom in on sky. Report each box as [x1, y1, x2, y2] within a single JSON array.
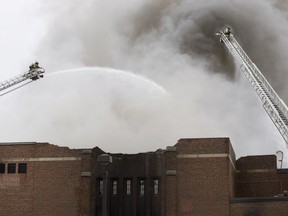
[[0, 0, 288, 165]]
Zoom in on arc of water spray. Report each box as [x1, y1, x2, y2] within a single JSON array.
[[48, 67, 168, 95]]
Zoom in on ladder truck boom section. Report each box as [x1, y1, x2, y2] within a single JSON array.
[[216, 28, 288, 148], [0, 62, 45, 94]]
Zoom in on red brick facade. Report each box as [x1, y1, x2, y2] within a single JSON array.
[[0, 142, 92, 216], [0, 138, 288, 215]]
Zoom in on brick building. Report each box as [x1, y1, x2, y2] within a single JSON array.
[[0, 138, 288, 215]]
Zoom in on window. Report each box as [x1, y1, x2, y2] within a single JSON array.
[[153, 179, 159, 195], [139, 179, 145, 197], [112, 180, 118, 195], [18, 163, 27, 173], [126, 179, 132, 195], [7, 163, 16, 174], [99, 179, 103, 195], [0, 163, 5, 174]]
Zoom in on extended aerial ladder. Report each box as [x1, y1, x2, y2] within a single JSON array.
[[216, 28, 288, 148], [0, 62, 45, 96]]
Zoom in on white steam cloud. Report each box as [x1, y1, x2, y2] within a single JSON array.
[[1, 0, 288, 164]]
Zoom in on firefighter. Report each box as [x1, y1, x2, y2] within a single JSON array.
[[29, 61, 40, 71], [34, 61, 39, 69], [224, 27, 231, 37], [28, 62, 41, 80]]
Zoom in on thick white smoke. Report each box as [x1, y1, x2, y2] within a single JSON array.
[[1, 0, 288, 164]]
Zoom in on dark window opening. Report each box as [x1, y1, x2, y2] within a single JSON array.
[[139, 179, 145, 197], [126, 179, 132, 195], [112, 180, 118, 195], [7, 163, 16, 174], [18, 163, 27, 174], [99, 179, 103, 196], [0, 163, 5, 174], [153, 179, 159, 195]]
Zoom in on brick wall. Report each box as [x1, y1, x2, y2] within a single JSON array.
[[2, 139, 288, 216], [231, 155, 288, 215], [165, 147, 177, 216], [230, 199, 288, 215], [0, 142, 91, 216], [80, 149, 94, 216], [236, 155, 287, 197], [171, 138, 235, 216], [0, 143, 35, 215]]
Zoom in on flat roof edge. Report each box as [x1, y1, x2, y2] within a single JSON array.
[[0, 142, 38, 146], [230, 196, 288, 203]]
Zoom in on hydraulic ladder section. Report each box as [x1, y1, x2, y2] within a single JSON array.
[[0, 63, 45, 95], [216, 28, 288, 148]]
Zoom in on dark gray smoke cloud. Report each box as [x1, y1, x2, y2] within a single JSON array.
[[17, 0, 288, 163], [121, 0, 288, 98], [40, 0, 288, 97]]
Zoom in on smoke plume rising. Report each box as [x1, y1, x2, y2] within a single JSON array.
[[1, 0, 288, 163]]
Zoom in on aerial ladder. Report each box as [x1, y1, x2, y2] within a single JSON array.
[[0, 62, 45, 96], [216, 28, 288, 148]]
